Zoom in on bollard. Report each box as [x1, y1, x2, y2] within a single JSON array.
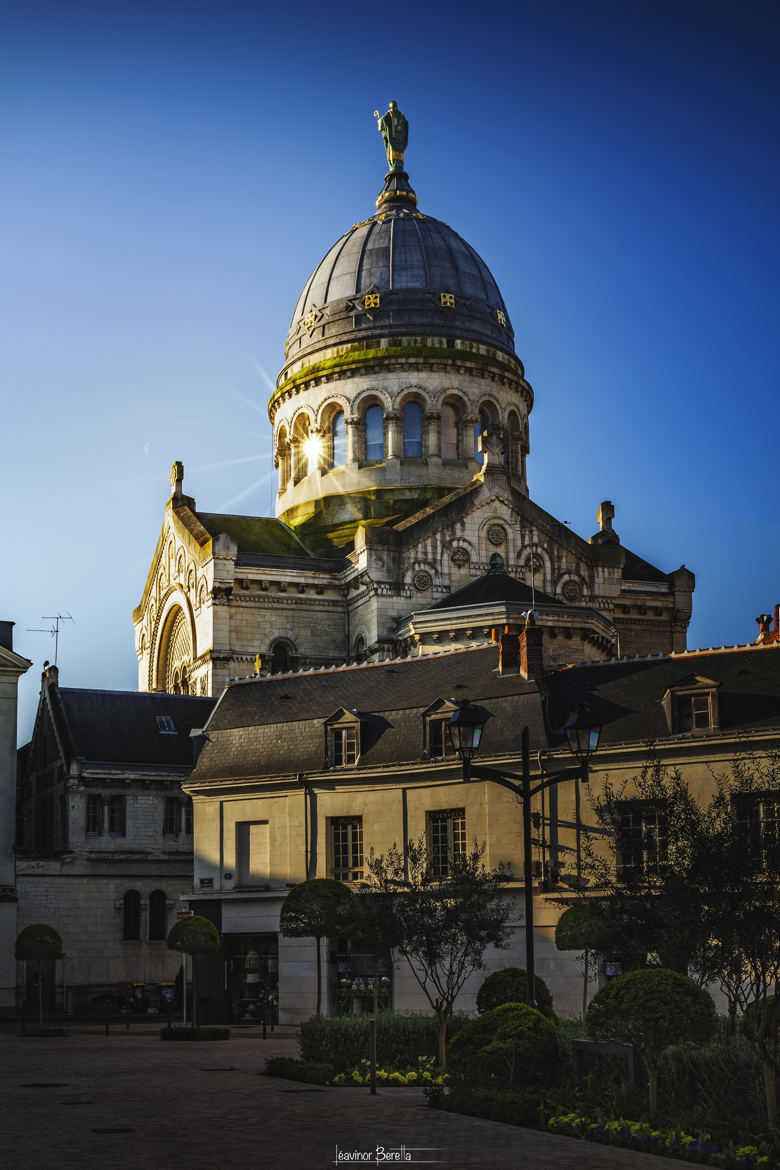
[[104, 1007, 110, 1037], [369, 1017, 377, 1096], [261, 998, 267, 1041], [21, 1002, 26, 1037]]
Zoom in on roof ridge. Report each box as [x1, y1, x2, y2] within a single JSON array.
[[548, 639, 778, 673], [227, 641, 496, 686]]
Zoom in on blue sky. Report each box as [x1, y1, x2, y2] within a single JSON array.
[[3, 0, 778, 740]]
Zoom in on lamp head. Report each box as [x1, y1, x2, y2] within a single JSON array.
[[563, 704, 602, 768], [448, 699, 493, 762]]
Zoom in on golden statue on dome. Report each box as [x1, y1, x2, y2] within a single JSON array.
[[373, 101, 408, 171]]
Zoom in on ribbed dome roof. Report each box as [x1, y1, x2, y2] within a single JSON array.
[[282, 172, 516, 370]]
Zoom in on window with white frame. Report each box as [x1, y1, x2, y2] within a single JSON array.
[[86, 794, 102, 836], [108, 795, 126, 837], [428, 808, 466, 878], [735, 792, 780, 872], [331, 816, 363, 882], [616, 801, 668, 881], [325, 709, 362, 768]]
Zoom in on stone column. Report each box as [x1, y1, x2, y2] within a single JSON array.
[[345, 416, 361, 465], [385, 411, 400, 460], [426, 411, 442, 459]]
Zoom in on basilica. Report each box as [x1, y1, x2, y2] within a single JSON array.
[[134, 109, 693, 698]]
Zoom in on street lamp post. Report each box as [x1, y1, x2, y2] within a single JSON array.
[[449, 701, 601, 1009]]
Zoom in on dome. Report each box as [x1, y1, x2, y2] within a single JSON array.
[[281, 171, 516, 372]]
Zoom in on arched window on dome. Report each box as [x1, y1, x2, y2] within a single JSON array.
[[331, 411, 347, 468], [365, 405, 384, 462], [277, 426, 291, 491], [441, 404, 458, 460], [292, 416, 311, 483], [474, 412, 488, 465], [402, 402, 423, 458], [507, 410, 521, 477]]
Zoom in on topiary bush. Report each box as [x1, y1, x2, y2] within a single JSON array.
[[447, 1003, 559, 1089], [475, 968, 557, 1021], [159, 1026, 230, 1041], [586, 968, 717, 1119], [298, 1012, 465, 1072]]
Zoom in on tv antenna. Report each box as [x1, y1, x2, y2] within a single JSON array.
[[27, 612, 74, 666]]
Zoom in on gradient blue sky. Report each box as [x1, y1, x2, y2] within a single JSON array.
[[4, 0, 778, 740]]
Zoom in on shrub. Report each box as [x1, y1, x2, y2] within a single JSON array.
[[159, 1026, 230, 1041], [586, 968, 717, 1119], [427, 1083, 543, 1127], [447, 1003, 559, 1089], [476, 968, 557, 1021], [298, 1012, 465, 1072], [657, 1033, 767, 1142], [264, 1057, 334, 1084]]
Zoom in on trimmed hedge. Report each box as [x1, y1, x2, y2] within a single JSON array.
[[264, 1057, 335, 1084], [160, 1026, 230, 1042], [298, 1013, 465, 1072], [427, 1084, 543, 1128]]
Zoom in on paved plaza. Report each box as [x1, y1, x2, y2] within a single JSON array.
[[2, 1024, 701, 1170]]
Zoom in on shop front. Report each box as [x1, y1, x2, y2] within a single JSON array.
[[223, 933, 279, 1025], [330, 940, 392, 1016]]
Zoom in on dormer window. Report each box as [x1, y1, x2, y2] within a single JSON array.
[[662, 676, 719, 735], [325, 709, 363, 768], [156, 715, 176, 734], [423, 698, 458, 759]]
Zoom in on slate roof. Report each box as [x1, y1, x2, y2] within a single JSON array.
[[284, 170, 516, 368], [195, 513, 316, 560], [427, 565, 558, 610], [544, 643, 780, 747], [621, 547, 671, 584], [194, 645, 545, 782], [192, 641, 780, 785], [53, 689, 215, 768]]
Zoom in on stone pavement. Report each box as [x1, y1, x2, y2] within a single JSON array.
[[2, 1024, 701, 1170]]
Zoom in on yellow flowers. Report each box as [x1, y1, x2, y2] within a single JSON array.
[[330, 1059, 447, 1088]]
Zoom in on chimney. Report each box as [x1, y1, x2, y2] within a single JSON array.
[[518, 615, 544, 684], [42, 663, 59, 687], [498, 628, 520, 675], [756, 606, 780, 645], [0, 621, 13, 651]]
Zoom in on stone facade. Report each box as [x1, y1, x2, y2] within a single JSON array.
[[15, 668, 214, 1011], [183, 635, 780, 1025], [0, 623, 31, 1010]]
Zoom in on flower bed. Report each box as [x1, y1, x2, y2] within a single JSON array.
[[547, 1114, 776, 1168]]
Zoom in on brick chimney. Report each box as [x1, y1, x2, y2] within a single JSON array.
[[498, 628, 520, 675], [756, 605, 780, 645], [518, 614, 544, 684]]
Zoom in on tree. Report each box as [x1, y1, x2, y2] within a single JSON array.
[[555, 903, 599, 1017], [337, 887, 403, 1015], [280, 879, 352, 1016], [691, 752, 780, 1129], [586, 968, 717, 1119], [15, 923, 64, 1033], [367, 837, 512, 1069], [578, 756, 711, 976], [166, 915, 220, 1028]]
